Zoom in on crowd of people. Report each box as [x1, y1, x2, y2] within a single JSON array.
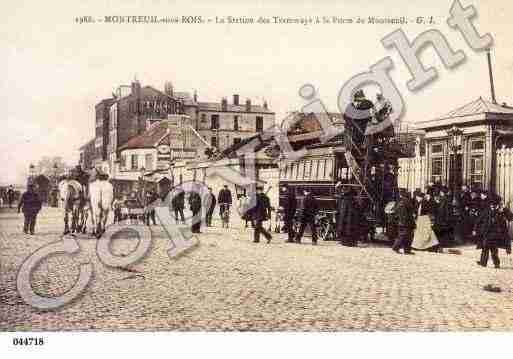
[[408, 183, 513, 268], [0, 185, 18, 208], [277, 182, 513, 268], [12, 176, 513, 268]]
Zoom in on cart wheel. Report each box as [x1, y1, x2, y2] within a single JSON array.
[[318, 220, 335, 241]]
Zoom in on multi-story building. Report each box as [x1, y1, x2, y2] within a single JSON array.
[[183, 93, 275, 151], [78, 139, 96, 170], [93, 98, 115, 167], [105, 80, 185, 177], [89, 79, 275, 195], [113, 117, 197, 195]]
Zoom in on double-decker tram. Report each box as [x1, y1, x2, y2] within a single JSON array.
[[279, 91, 409, 241]]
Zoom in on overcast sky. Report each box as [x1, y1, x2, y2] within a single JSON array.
[[2, 0, 513, 185]]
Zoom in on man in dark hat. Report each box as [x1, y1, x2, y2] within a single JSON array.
[[18, 184, 42, 235], [218, 184, 233, 228], [450, 191, 464, 244], [344, 89, 374, 152], [468, 189, 481, 232], [431, 190, 453, 245], [282, 185, 297, 243], [143, 190, 158, 226], [474, 195, 513, 268], [251, 185, 272, 243], [171, 187, 185, 224], [479, 190, 490, 212], [335, 185, 363, 247], [188, 187, 202, 234], [294, 189, 319, 245], [7, 185, 16, 208], [460, 185, 472, 240], [392, 188, 416, 254], [205, 187, 216, 227]]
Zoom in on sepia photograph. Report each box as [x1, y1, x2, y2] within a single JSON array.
[[1, 0, 513, 357]]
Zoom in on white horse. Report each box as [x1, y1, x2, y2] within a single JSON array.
[[58, 179, 85, 234], [89, 177, 114, 238]]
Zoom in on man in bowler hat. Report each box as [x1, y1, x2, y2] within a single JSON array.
[[18, 184, 42, 235], [392, 188, 416, 254], [251, 185, 272, 243]]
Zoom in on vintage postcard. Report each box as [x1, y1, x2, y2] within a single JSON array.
[[1, 0, 513, 357]]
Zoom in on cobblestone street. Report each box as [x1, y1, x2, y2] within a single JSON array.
[[2, 206, 513, 331]]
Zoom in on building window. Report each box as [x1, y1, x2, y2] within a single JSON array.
[[233, 137, 241, 145], [211, 114, 219, 129], [318, 159, 326, 180], [470, 139, 485, 151], [291, 163, 297, 179], [256, 116, 264, 132], [211, 136, 218, 148], [470, 155, 484, 187], [234, 116, 239, 131], [298, 160, 305, 178], [325, 159, 334, 179], [313, 159, 320, 180], [131, 154, 138, 170], [431, 157, 443, 183], [431, 143, 443, 154], [145, 154, 153, 171], [304, 160, 311, 179], [120, 155, 127, 169]]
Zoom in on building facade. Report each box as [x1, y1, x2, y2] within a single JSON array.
[[79, 139, 96, 170], [183, 93, 275, 152], [112, 117, 197, 195], [86, 79, 275, 196], [94, 98, 115, 166], [401, 97, 513, 192]]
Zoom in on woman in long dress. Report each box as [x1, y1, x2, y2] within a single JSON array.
[[412, 193, 439, 251]]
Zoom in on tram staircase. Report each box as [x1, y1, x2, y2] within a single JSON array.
[[343, 133, 387, 224]]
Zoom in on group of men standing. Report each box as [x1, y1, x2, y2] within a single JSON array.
[[193, 183, 275, 243], [1, 185, 17, 208], [392, 183, 513, 268]]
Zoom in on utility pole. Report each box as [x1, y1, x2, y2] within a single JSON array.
[[487, 49, 497, 104]]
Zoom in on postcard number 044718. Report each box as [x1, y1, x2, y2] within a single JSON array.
[[12, 337, 45, 346]]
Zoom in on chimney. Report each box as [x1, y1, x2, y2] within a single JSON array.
[[193, 90, 198, 103], [245, 98, 251, 112], [487, 49, 497, 104], [131, 80, 141, 99], [164, 81, 174, 97], [233, 94, 240, 106], [221, 97, 228, 111], [263, 99, 268, 110]]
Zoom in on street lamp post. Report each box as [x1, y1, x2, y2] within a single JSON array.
[[139, 166, 146, 201], [446, 126, 464, 193], [28, 163, 36, 186], [214, 128, 220, 150], [53, 163, 59, 185], [51, 163, 59, 207]]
